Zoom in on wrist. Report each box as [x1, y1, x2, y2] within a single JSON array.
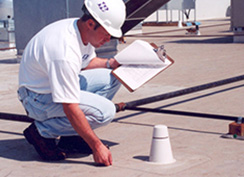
[[106, 58, 111, 69], [91, 140, 103, 152]]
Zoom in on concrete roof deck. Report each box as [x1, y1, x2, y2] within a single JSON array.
[[0, 18, 244, 177]]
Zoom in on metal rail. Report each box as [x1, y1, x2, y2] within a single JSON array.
[[126, 107, 244, 123], [124, 74, 244, 109], [0, 112, 33, 123]]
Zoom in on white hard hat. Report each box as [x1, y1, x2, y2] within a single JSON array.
[[84, 0, 126, 38]]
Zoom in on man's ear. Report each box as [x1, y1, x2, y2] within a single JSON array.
[[86, 19, 96, 30]]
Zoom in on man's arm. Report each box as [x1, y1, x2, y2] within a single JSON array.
[[62, 103, 112, 166], [85, 57, 120, 69]]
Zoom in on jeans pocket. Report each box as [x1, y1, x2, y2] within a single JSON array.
[[23, 97, 48, 121]]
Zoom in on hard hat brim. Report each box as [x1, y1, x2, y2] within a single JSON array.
[[105, 27, 123, 38]]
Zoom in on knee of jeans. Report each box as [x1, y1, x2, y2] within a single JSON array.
[[88, 102, 116, 126]]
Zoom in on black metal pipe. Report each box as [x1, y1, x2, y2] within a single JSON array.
[[125, 74, 244, 109], [126, 107, 243, 123], [0, 113, 33, 123]]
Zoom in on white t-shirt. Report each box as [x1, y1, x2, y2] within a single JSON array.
[[19, 18, 96, 103]]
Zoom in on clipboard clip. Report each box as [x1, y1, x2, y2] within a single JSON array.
[[155, 45, 167, 62], [151, 43, 167, 62]]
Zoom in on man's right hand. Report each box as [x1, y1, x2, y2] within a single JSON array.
[[93, 143, 112, 166], [62, 103, 113, 166]]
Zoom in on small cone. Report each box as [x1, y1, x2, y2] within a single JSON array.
[[149, 125, 175, 164]]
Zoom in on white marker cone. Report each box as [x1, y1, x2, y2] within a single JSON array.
[[149, 125, 176, 164]]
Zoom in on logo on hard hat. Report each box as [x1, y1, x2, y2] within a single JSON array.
[[98, 2, 109, 12]]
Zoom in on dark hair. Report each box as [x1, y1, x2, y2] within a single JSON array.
[[81, 5, 101, 30]]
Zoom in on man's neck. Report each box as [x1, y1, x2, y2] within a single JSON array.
[[77, 19, 89, 46]]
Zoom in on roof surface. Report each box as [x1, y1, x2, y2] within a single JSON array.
[[0, 17, 244, 177]]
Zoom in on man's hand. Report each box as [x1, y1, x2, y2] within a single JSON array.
[[62, 103, 113, 166], [108, 58, 120, 69], [93, 143, 112, 166]]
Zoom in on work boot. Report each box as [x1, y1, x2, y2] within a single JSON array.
[[23, 123, 66, 161], [58, 136, 93, 154]]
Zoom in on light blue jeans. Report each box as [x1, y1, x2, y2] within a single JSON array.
[[18, 68, 121, 138]]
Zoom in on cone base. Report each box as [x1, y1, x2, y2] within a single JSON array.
[[148, 158, 176, 165]]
